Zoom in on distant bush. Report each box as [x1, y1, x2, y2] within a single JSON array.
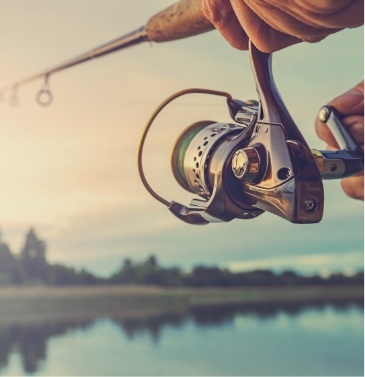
[[0, 229, 363, 288]]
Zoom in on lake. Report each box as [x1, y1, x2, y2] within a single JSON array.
[[0, 299, 363, 376]]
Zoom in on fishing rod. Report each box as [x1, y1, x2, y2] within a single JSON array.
[[1, 0, 214, 105], [1, 0, 363, 224]]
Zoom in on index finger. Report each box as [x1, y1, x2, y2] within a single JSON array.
[[329, 81, 364, 116]]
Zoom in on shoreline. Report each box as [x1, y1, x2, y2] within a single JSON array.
[[0, 285, 363, 325]]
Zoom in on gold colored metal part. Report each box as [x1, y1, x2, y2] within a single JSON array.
[[311, 149, 325, 174]]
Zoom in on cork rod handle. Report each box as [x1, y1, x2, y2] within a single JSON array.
[[146, 0, 214, 42]]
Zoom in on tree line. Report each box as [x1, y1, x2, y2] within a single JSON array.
[[0, 228, 363, 287]]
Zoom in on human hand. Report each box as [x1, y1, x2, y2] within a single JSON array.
[[315, 81, 364, 200], [202, 0, 364, 52]]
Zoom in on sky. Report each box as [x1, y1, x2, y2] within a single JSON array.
[[0, 0, 363, 277]]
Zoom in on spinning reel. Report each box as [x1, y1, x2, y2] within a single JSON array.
[[138, 42, 363, 225]]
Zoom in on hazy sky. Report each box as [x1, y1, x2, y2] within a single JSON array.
[[0, 1, 363, 276]]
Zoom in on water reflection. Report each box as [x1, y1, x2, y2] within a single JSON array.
[[114, 300, 363, 343], [0, 319, 95, 374], [0, 299, 362, 375]]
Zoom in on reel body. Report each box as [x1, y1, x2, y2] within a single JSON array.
[[170, 102, 323, 224], [138, 42, 364, 225]]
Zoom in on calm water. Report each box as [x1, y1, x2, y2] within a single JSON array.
[[0, 301, 363, 376]]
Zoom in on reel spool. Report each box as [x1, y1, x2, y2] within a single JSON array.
[[171, 120, 245, 198]]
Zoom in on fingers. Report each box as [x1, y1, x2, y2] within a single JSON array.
[[202, 0, 300, 52], [315, 112, 364, 200], [315, 82, 364, 148], [341, 175, 364, 201], [230, 0, 301, 52], [315, 81, 364, 201], [203, 0, 363, 53], [343, 117, 365, 145], [202, 0, 249, 50], [315, 114, 364, 149], [329, 81, 364, 116]]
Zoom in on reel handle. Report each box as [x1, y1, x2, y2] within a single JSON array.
[[312, 106, 364, 179]]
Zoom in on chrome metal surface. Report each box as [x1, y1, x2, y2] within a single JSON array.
[[313, 106, 364, 179], [239, 42, 324, 223], [318, 106, 358, 151], [180, 122, 244, 197]]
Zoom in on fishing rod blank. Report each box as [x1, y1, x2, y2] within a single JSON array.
[[1, 0, 214, 104]]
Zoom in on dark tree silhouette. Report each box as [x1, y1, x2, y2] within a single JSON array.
[[20, 229, 49, 283], [0, 229, 363, 288]]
